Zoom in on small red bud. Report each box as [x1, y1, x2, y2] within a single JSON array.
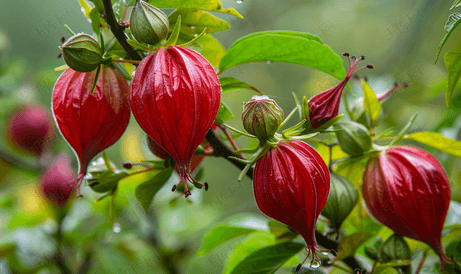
[[362, 146, 451, 268], [122, 162, 133, 169], [41, 154, 76, 207], [308, 53, 372, 129], [6, 103, 55, 157]]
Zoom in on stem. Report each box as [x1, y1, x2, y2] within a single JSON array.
[[205, 129, 253, 180], [102, 0, 142, 61], [102, 151, 113, 171], [328, 145, 333, 172], [218, 124, 246, 159], [54, 210, 73, 274], [415, 250, 428, 274]]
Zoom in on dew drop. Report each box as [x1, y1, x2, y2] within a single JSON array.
[[236, 0, 243, 3], [190, 25, 197, 29], [112, 223, 121, 233], [322, 251, 329, 256], [194, 34, 199, 37], [265, 60, 271, 65], [310, 259, 321, 269]]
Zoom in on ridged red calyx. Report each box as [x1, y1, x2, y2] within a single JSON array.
[[7, 103, 55, 157], [362, 146, 451, 267], [253, 140, 330, 269], [130, 46, 220, 197], [41, 154, 76, 207], [52, 66, 131, 197], [308, 53, 373, 129]]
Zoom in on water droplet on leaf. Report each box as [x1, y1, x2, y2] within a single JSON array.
[[112, 223, 121, 233], [265, 60, 271, 65]]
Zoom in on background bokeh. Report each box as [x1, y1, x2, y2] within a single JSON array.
[[0, 0, 460, 273]]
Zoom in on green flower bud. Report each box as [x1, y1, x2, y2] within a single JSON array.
[[321, 172, 358, 230], [380, 234, 411, 262], [130, 0, 169, 45], [334, 121, 372, 156], [241, 95, 283, 141], [61, 34, 102, 72]]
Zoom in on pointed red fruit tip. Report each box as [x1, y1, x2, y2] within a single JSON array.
[[342, 52, 350, 56], [184, 191, 191, 198], [122, 162, 133, 169], [204, 182, 209, 191], [171, 185, 177, 192], [366, 64, 374, 69], [295, 264, 302, 272]]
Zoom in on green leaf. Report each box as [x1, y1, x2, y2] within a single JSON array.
[[405, 131, 461, 157], [169, 9, 230, 35], [362, 79, 381, 126], [197, 214, 270, 256], [215, 101, 235, 124], [218, 31, 346, 81], [219, 77, 260, 94], [452, 0, 461, 10], [444, 51, 461, 106], [135, 168, 173, 212], [372, 266, 400, 274], [164, 16, 182, 47], [228, 241, 305, 274], [89, 7, 101, 35], [336, 232, 374, 260], [196, 34, 225, 67], [435, 13, 461, 63], [148, 0, 243, 18], [223, 233, 275, 274], [78, 0, 92, 18], [268, 220, 298, 242], [112, 61, 132, 81]]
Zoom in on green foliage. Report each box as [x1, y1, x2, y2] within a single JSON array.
[[135, 168, 173, 212], [148, 0, 243, 18], [218, 31, 346, 81], [361, 79, 381, 127], [227, 242, 305, 274], [445, 51, 461, 106], [215, 101, 236, 124], [219, 77, 260, 94], [435, 13, 461, 63], [169, 9, 230, 35], [405, 131, 461, 157]]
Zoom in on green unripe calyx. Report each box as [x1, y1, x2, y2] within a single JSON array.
[[334, 121, 372, 156], [130, 0, 169, 45], [242, 95, 284, 142], [61, 34, 102, 72]]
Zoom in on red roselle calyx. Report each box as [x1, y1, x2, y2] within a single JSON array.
[[52, 66, 131, 197], [362, 146, 451, 266], [130, 46, 220, 197], [7, 103, 55, 157], [308, 53, 373, 129], [253, 140, 330, 269], [41, 154, 76, 207]]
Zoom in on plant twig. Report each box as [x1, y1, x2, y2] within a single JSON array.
[[102, 0, 142, 61], [205, 129, 253, 180], [218, 124, 246, 159]]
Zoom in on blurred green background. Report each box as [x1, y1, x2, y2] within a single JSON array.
[[0, 0, 460, 273]]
